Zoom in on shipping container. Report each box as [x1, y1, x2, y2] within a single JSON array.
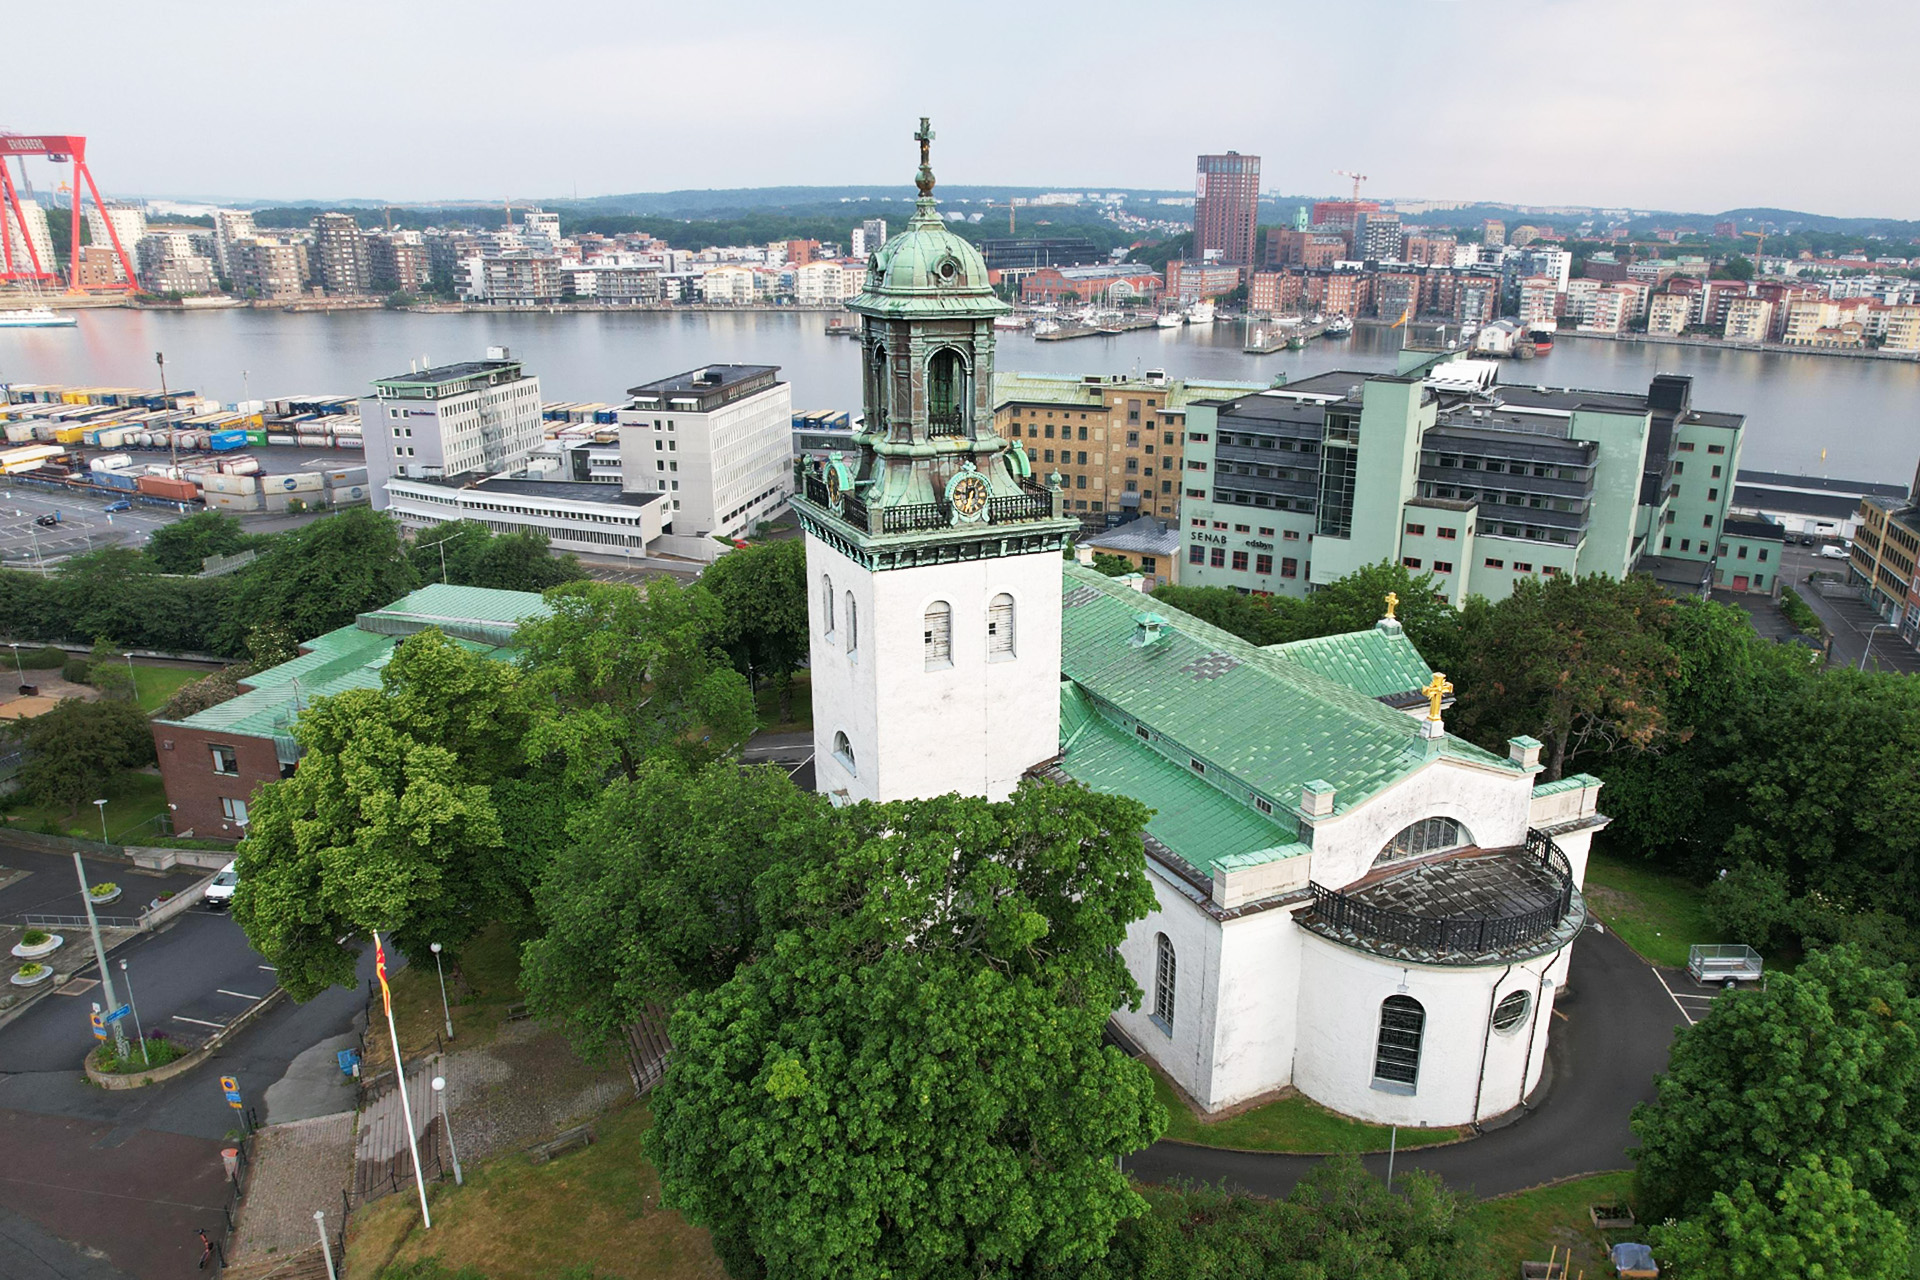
[[94, 468, 140, 492], [208, 429, 249, 451], [246, 430, 268, 446], [219, 457, 260, 476], [203, 488, 265, 512], [198, 472, 260, 497], [270, 472, 325, 493], [296, 434, 331, 447], [320, 466, 369, 485], [136, 475, 200, 502], [89, 453, 134, 472]]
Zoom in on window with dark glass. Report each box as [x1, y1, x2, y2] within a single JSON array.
[[1373, 996, 1425, 1092]]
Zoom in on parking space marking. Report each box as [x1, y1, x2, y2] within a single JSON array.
[[1651, 968, 1701, 1026], [216, 989, 264, 1001], [171, 1014, 225, 1029], [257, 965, 277, 973]]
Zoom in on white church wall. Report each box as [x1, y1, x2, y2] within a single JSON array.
[[1115, 868, 1223, 1109], [1201, 907, 1308, 1110], [806, 536, 880, 802], [1305, 757, 1535, 892], [1292, 931, 1569, 1127]]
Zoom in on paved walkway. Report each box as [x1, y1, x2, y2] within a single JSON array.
[[435, 1017, 630, 1164], [230, 1113, 355, 1260], [1126, 924, 1687, 1199]]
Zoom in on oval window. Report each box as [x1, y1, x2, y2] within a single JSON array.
[[1492, 989, 1531, 1034]]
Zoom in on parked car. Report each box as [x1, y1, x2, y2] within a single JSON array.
[[203, 861, 238, 909], [1798, 534, 1815, 545], [1819, 544, 1851, 560], [104, 499, 132, 513], [34, 513, 59, 527]]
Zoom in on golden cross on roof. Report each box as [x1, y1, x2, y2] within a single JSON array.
[[914, 117, 936, 197], [1422, 671, 1453, 722], [1384, 591, 1399, 621]]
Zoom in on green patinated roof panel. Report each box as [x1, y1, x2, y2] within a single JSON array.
[[1265, 627, 1435, 700]]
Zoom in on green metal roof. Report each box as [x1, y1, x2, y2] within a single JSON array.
[[157, 584, 549, 748], [1265, 625, 1434, 701], [850, 197, 1004, 320], [1053, 565, 1516, 873]]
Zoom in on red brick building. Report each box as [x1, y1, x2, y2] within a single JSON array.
[[1194, 152, 1261, 267]]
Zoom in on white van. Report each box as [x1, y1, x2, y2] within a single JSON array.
[[204, 861, 238, 909]]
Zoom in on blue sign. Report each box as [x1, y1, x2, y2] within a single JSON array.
[[221, 1074, 243, 1108], [102, 1004, 131, 1025]]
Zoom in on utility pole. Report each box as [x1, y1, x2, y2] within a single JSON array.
[[73, 846, 128, 1056], [157, 352, 176, 475]]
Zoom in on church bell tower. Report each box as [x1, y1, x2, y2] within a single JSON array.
[[792, 119, 1078, 805]]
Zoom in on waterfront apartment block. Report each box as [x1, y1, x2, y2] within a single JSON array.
[[617, 364, 793, 541], [1175, 353, 1744, 603], [992, 370, 1266, 531], [1194, 152, 1260, 267], [360, 352, 546, 504], [310, 212, 371, 296]]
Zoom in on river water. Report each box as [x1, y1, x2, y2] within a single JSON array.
[[3, 308, 1917, 479]]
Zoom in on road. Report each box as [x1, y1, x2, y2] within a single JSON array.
[[1126, 924, 1687, 1200], [0, 476, 335, 571], [1779, 541, 1920, 674]]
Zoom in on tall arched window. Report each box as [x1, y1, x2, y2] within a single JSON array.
[[845, 593, 858, 655], [927, 347, 968, 436], [1152, 934, 1177, 1034], [869, 344, 889, 429], [832, 731, 856, 775], [987, 593, 1015, 659], [821, 574, 836, 638], [1373, 995, 1426, 1093], [1375, 817, 1469, 867], [924, 601, 952, 669]]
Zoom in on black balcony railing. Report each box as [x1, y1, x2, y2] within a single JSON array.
[[927, 409, 967, 438], [1305, 829, 1577, 958], [989, 490, 1053, 524], [802, 473, 830, 506], [840, 492, 871, 531], [883, 502, 948, 533]]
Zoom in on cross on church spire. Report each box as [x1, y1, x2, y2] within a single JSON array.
[[1383, 591, 1398, 621], [914, 117, 936, 197], [1421, 671, 1453, 722]]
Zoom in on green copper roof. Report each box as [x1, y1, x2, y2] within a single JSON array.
[[1265, 625, 1435, 701], [1054, 566, 1516, 864], [850, 121, 1001, 319], [158, 584, 550, 747]]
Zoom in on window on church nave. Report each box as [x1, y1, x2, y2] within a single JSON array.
[[1373, 995, 1425, 1093], [1152, 934, 1176, 1034], [821, 575, 835, 637], [987, 594, 1015, 659], [832, 731, 856, 775], [1375, 816, 1470, 867], [845, 594, 858, 654], [924, 601, 952, 669]]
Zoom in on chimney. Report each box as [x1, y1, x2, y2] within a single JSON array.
[[1130, 612, 1169, 648]]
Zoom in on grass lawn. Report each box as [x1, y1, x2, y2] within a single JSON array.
[[1582, 848, 1720, 969], [360, 922, 527, 1077], [345, 1101, 726, 1280], [753, 670, 812, 734], [1467, 1171, 1638, 1280], [1150, 1069, 1466, 1154], [131, 664, 199, 713], [2, 770, 170, 843]]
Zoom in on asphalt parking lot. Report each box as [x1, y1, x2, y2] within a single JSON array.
[[0, 483, 175, 564]]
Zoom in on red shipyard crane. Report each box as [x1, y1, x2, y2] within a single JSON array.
[[0, 132, 140, 291]]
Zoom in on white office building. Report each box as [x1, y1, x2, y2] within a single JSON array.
[[359, 349, 546, 507], [617, 364, 793, 542]]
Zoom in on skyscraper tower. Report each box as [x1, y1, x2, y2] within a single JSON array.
[[1194, 152, 1261, 267], [792, 119, 1078, 805]]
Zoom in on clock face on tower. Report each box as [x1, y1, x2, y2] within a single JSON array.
[[948, 472, 989, 521]]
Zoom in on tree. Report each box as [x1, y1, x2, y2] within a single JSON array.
[[1702, 863, 1791, 952], [515, 579, 756, 783], [1290, 560, 1460, 668], [146, 511, 249, 575], [696, 540, 808, 721], [7, 697, 154, 816], [1452, 573, 1676, 780], [1089, 552, 1135, 578], [218, 508, 418, 653], [83, 638, 134, 701], [646, 783, 1166, 1280], [231, 630, 538, 1000], [1650, 1157, 1909, 1280], [1150, 584, 1304, 647], [407, 521, 585, 593], [520, 760, 830, 1060], [1631, 946, 1920, 1223]]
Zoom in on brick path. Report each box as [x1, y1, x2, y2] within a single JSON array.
[[228, 1113, 355, 1260]]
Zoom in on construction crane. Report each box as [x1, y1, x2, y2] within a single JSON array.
[[1742, 229, 1768, 274], [1334, 169, 1368, 203], [981, 199, 1018, 233]]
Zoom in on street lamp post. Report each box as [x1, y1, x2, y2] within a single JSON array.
[[119, 958, 149, 1065], [432, 1076, 464, 1186], [8, 642, 21, 685], [1860, 622, 1895, 672], [123, 651, 136, 701], [429, 942, 453, 1040], [71, 846, 127, 1056], [314, 1209, 338, 1280], [93, 796, 110, 845]]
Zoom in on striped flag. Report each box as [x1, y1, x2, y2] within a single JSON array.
[[375, 932, 392, 1016], [1390, 306, 1411, 330]]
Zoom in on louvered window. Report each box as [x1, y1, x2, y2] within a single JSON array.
[[986, 593, 1015, 658], [1373, 996, 1425, 1093], [821, 574, 835, 637], [845, 593, 858, 654], [1152, 934, 1176, 1034], [924, 601, 952, 669]]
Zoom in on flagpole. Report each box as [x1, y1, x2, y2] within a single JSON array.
[[377, 931, 434, 1229]]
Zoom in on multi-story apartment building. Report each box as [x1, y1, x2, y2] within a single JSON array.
[[367, 229, 431, 293], [1310, 200, 1379, 232], [1885, 304, 1920, 353], [1263, 229, 1348, 269], [360, 351, 546, 503], [83, 202, 146, 279], [232, 237, 310, 299], [1647, 292, 1693, 335], [463, 253, 564, 305], [1850, 478, 1920, 639], [135, 232, 219, 295], [1517, 276, 1560, 326], [210, 208, 255, 279], [1166, 260, 1243, 302], [617, 364, 793, 539], [1175, 356, 1744, 603], [1722, 296, 1774, 342], [991, 370, 1266, 531], [308, 212, 371, 295], [1352, 211, 1404, 262], [1194, 152, 1260, 266], [1402, 233, 1458, 266], [1, 198, 56, 277], [1481, 219, 1507, 248]]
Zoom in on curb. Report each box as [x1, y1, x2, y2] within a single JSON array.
[[86, 986, 287, 1089]]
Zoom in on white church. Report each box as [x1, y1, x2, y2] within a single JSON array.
[[792, 121, 1606, 1130]]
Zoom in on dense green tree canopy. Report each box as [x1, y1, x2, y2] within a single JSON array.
[[695, 539, 808, 719], [6, 697, 154, 815], [217, 507, 419, 653], [1650, 1157, 1910, 1280], [647, 783, 1165, 1280], [407, 520, 586, 593], [515, 578, 756, 782], [1631, 946, 1920, 1223], [520, 760, 830, 1060], [145, 511, 251, 575]]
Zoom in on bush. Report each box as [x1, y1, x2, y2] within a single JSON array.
[[93, 1035, 187, 1074], [89, 882, 118, 897], [15, 963, 45, 978], [1704, 862, 1791, 951], [16, 646, 68, 670], [20, 929, 49, 946], [1779, 586, 1822, 637], [62, 658, 91, 684]]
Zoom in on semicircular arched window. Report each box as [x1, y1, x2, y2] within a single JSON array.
[[927, 347, 969, 436], [1374, 816, 1470, 868], [832, 731, 856, 775], [1372, 994, 1425, 1093]]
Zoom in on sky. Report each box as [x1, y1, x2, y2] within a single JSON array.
[[8, 0, 1916, 217]]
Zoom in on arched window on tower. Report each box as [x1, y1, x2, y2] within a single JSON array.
[[1373, 995, 1426, 1094], [832, 731, 856, 775], [987, 593, 1015, 659], [821, 574, 835, 638], [927, 347, 968, 437], [1152, 934, 1176, 1034], [870, 344, 890, 431], [1374, 817, 1470, 868], [845, 592, 858, 655], [924, 601, 952, 669]]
